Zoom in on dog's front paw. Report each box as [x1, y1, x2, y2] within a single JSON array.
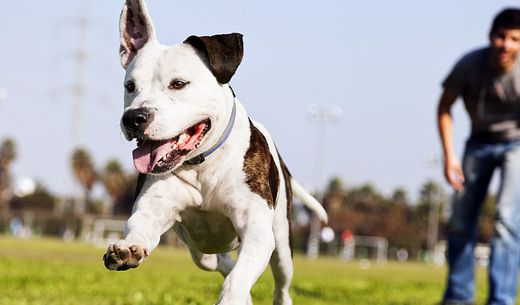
[[103, 240, 147, 271]]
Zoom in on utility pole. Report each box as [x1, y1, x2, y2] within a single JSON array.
[[53, 1, 91, 210], [71, 1, 89, 147], [55, 1, 101, 147], [305, 104, 342, 259]]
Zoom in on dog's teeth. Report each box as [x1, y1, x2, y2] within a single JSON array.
[[178, 133, 189, 144], [158, 153, 169, 165]]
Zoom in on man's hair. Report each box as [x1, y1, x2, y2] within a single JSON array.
[[490, 8, 520, 34]]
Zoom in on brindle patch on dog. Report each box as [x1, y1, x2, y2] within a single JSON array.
[[243, 120, 279, 208]]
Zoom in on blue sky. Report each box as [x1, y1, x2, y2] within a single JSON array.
[[1, 0, 518, 200]]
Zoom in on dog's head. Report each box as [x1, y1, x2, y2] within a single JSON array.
[[118, 0, 243, 175]]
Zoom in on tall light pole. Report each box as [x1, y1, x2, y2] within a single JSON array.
[[306, 104, 342, 259], [424, 152, 441, 260]]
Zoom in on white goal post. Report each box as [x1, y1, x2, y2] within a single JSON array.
[[340, 235, 388, 263]]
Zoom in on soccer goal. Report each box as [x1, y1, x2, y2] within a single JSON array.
[[340, 235, 388, 263]]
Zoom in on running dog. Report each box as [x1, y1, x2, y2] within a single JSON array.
[[103, 1, 328, 304]]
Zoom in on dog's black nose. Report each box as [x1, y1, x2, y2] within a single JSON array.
[[122, 108, 154, 138]]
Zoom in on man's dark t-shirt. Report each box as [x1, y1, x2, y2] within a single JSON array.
[[443, 47, 520, 142]]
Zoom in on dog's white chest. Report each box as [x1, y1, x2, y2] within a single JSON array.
[[174, 207, 240, 254]]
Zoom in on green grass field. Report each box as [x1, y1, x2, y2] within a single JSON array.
[[0, 236, 497, 305]]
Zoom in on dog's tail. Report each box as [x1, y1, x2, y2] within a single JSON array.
[[291, 179, 328, 223]]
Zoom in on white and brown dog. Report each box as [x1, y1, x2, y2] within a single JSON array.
[[103, 1, 328, 305]]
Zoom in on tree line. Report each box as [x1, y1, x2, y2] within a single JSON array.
[[319, 177, 496, 256], [0, 138, 137, 217], [0, 137, 498, 255]]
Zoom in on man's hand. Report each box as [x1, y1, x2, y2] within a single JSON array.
[[444, 156, 465, 191], [437, 89, 463, 191]]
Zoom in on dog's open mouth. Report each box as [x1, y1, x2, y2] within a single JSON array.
[[132, 119, 211, 174]]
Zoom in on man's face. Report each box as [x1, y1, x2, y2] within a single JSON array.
[[490, 28, 520, 71]]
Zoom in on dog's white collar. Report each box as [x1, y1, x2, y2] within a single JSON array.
[[184, 88, 237, 166]]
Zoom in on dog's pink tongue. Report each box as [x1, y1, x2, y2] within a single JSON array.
[[132, 140, 172, 173]]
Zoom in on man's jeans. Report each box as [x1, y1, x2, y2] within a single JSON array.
[[443, 139, 520, 305]]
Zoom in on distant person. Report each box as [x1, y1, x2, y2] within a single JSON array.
[[437, 8, 520, 305]]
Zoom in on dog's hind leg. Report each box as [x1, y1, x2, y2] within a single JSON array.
[[188, 248, 234, 277], [190, 248, 254, 305], [269, 221, 293, 305]]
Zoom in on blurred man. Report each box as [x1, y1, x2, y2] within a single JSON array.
[[437, 8, 520, 305]]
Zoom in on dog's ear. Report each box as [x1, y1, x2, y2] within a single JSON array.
[[119, 0, 156, 69], [184, 33, 244, 84]]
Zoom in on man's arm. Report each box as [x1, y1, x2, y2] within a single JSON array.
[[437, 89, 464, 191]]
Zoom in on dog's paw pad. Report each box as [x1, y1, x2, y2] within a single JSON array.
[[103, 242, 146, 271], [116, 247, 130, 260]]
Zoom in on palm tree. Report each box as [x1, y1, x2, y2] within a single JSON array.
[[71, 147, 97, 213], [0, 137, 16, 212], [391, 187, 409, 205], [101, 159, 127, 216]]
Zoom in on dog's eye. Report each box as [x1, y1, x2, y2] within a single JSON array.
[[125, 81, 136, 93], [169, 80, 188, 90]]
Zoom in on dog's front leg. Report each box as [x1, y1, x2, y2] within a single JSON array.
[[216, 203, 275, 305], [104, 176, 185, 271]]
